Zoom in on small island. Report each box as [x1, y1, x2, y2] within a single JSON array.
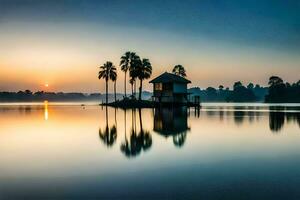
[[98, 52, 201, 108]]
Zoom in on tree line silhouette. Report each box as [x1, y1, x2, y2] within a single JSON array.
[[189, 76, 300, 103], [189, 82, 267, 102], [0, 90, 104, 102], [265, 76, 300, 103]]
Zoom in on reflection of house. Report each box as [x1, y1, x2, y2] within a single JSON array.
[[149, 72, 191, 104], [153, 107, 190, 147]]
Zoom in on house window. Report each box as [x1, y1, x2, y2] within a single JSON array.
[[155, 83, 163, 91]]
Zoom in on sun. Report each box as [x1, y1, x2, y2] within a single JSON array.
[[45, 83, 49, 87]]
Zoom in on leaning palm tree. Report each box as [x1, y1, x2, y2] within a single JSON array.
[[136, 58, 152, 100], [98, 61, 116, 104], [110, 70, 117, 102], [172, 65, 186, 77]]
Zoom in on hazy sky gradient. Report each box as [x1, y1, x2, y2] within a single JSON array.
[[0, 0, 299, 92]]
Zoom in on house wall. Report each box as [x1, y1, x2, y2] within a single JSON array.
[[152, 82, 188, 103], [173, 83, 187, 93]]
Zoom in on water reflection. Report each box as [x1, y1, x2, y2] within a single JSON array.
[[268, 106, 300, 133], [97, 105, 300, 157], [120, 108, 152, 158], [200, 106, 300, 133], [99, 107, 117, 147], [269, 111, 285, 133], [153, 107, 190, 147], [44, 100, 48, 120], [1, 103, 300, 199]]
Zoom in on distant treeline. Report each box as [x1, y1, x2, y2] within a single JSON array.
[[189, 76, 300, 103], [1, 77, 299, 103], [0, 90, 103, 102], [265, 76, 300, 103], [0, 90, 152, 102], [189, 83, 267, 102]]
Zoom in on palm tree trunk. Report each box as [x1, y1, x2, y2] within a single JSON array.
[[106, 79, 108, 104], [105, 105, 108, 127], [139, 79, 142, 101], [124, 71, 127, 97], [114, 107, 117, 126], [134, 109, 136, 133], [124, 109, 127, 142], [114, 81, 116, 102], [134, 81, 136, 98], [131, 84, 133, 96], [139, 108, 143, 132]]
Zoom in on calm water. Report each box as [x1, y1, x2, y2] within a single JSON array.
[[0, 102, 300, 199]]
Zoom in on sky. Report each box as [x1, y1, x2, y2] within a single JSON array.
[[0, 0, 299, 93]]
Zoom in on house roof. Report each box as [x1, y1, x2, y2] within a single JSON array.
[[149, 72, 191, 84]]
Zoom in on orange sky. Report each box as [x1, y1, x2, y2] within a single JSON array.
[[0, 22, 299, 93]]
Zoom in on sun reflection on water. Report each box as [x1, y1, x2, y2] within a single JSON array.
[[44, 100, 48, 120]]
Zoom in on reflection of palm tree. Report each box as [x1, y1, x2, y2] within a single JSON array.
[[120, 128, 141, 157], [138, 108, 152, 151], [98, 61, 116, 104], [120, 109, 152, 158], [99, 107, 117, 147], [114, 108, 117, 126], [99, 125, 117, 147]]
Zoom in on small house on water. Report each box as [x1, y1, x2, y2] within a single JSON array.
[[149, 72, 192, 104]]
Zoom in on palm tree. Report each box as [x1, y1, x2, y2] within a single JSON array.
[[98, 61, 116, 104], [129, 53, 139, 98], [120, 52, 131, 97], [172, 65, 186, 77], [110, 70, 117, 102], [120, 51, 137, 97], [136, 58, 152, 100], [129, 78, 135, 97]]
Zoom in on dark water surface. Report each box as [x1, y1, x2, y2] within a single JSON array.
[[0, 103, 300, 199]]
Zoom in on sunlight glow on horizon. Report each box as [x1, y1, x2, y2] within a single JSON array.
[[0, 7, 299, 93]]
